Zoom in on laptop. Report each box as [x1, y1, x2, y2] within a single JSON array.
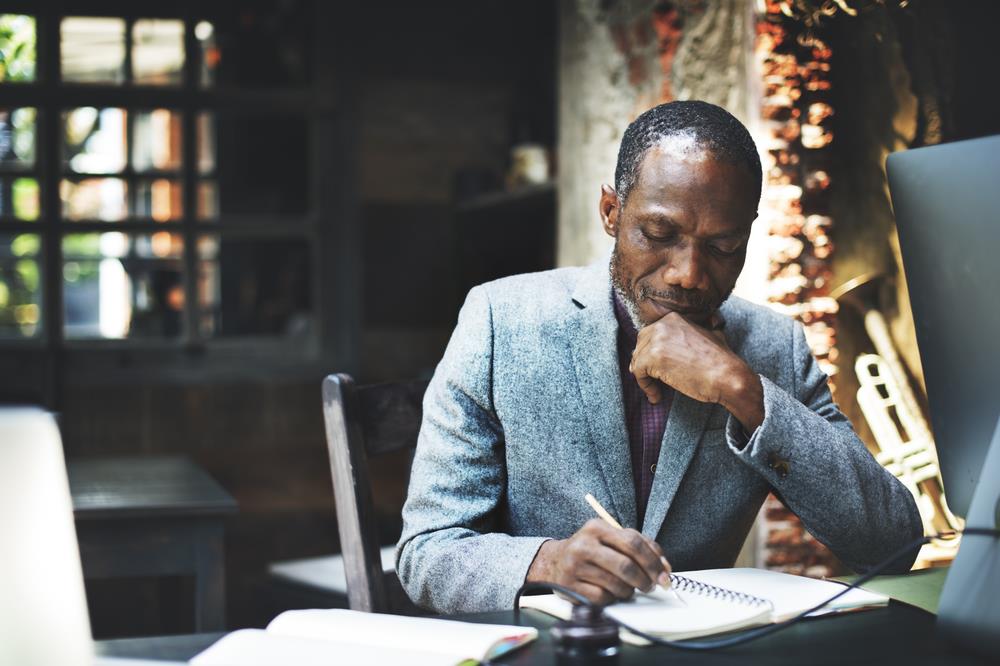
[[0, 406, 183, 666]]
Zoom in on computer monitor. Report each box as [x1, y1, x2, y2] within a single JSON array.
[[887, 135, 1000, 659], [886, 134, 1000, 519]]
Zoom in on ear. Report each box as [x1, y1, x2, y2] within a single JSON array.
[[599, 184, 620, 238]]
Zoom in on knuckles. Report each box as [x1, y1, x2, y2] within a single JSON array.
[[618, 559, 640, 580], [624, 531, 646, 553]]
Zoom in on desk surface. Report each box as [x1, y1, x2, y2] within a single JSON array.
[[69, 456, 238, 520], [96, 600, 992, 665]]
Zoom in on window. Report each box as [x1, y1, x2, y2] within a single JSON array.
[[0, 2, 342, 384]]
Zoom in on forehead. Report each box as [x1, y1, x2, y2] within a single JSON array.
[[626, 141, 757, 225]]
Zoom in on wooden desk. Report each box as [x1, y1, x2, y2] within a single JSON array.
[[95, 600, 992, 664], [68, 456, 238, 632]]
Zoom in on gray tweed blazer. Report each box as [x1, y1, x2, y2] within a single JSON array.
[[396, 259, 922, 614]]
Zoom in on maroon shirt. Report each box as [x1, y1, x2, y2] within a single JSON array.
[[613, 292, 674, 526]]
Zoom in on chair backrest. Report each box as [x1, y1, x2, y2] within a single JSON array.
[[321, 373, 429, 613]]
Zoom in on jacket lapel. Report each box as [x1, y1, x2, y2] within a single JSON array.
[[641, 299, 746, 537], [567, 261, 637, 529], [640, 395, 717, 537]]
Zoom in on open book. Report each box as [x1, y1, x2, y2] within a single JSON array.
[[520, 567, 889, 645], [191, 609, 537, 666]]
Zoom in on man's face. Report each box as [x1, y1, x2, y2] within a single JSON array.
[[602, 143, 758, 328]]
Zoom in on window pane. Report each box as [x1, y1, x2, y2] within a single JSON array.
[[0, 15, 36, 83], [209, 112, 308, 218], [197, 112, 215, 174], [135, 178, 182, 221], [61, 178, 128, 221], [132, 19, 184, 85], [0, 177, 39, 220], [194, 21, 217, 87], [132, 109, 182, 172], [0, 107, 36, 167], [63, 107, 127, 173], [63, 232, 184, 339], [197, 235, 311, 337], [0, 233, 41, 338], [196, 3, 312, 89], [197, 180, 217, 220], [61, 17, 126, 84]]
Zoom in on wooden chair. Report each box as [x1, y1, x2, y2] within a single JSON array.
[[269, 373, 429, 613]]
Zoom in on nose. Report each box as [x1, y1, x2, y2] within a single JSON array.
[[662, 240, 707, 291]]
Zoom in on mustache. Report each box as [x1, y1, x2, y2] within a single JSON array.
[[636, 283, 714, 312]]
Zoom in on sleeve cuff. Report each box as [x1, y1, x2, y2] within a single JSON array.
[[725, 374, 794, 485]]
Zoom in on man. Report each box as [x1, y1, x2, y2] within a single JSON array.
[[396, 101, 922, 614]]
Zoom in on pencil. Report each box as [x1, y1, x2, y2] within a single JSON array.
[[583, 493, 686, 605]]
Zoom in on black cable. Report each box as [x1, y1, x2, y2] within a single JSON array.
[[514, 581, 594, 614], [514, 527, 999, 652]]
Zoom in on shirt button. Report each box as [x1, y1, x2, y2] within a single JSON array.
[[650, 463, 657, 475]]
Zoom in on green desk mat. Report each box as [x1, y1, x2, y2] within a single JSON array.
[[834, 566, 949, 615]]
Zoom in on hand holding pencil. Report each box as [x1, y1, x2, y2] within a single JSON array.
[[585, 493, 685, 606], [524, 493, 675, 606]]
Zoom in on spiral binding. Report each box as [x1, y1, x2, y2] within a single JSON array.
[[669, 574, 774, 610]]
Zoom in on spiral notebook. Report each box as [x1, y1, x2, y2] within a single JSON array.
[[519, 567, 889, 644]]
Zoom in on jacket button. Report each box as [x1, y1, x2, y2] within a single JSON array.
[[767, 452, 789, 478], [650, 463, 657, 475]]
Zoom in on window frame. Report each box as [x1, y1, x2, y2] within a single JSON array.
[[0, 0, 359, 391]]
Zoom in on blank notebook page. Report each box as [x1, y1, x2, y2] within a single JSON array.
[[605, 586, 772, 640], [679, 568, 889, 621]]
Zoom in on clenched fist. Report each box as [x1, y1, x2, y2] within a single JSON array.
[[630, 311, 764, 433]]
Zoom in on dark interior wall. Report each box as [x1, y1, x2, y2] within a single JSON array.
[[45, 0, 556, 634], [355, 0, 556, 382]]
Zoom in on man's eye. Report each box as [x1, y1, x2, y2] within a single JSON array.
[[643, 230, 676, 243], [709, 242, 743, 257]]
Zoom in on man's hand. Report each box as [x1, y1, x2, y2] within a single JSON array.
[[525, 519, 671, 606], [629, 312, 764, 432]]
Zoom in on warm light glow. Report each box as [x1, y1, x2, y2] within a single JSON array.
[[166, 284, 184, 311], [150, 179, 173, 221], [150, 231, 173, 257]]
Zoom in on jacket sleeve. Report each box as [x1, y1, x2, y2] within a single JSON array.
[[395, 286, 549, 613], [725, 319, 924, 573]]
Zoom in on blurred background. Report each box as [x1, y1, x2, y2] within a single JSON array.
[[1, 0, 997, 639]]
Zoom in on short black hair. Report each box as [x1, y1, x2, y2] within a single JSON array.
[[614, 100, 762, 204]]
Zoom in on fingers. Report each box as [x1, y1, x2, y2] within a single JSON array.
[[629, 336, 664, 404], [559, 521, 671, 605], [634, 368, 663, 404], [573, 581, 618, 607], [597, 527, 668, 591], [642, 535, 671, 573], [577, 563, 635, 601], [643, 537, 673, 588]]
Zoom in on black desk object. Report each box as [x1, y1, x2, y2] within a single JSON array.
[[68, 456, 238, 632], [95, 600, 992, 665]]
